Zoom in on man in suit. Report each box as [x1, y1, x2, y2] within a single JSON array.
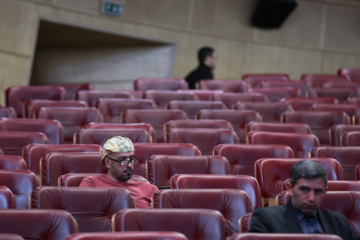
[[249, 160, 360, 240]]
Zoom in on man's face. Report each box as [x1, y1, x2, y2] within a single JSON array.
[[290, 178, 326, 216], [205, 53, 217, 69], [105, 151, 135, 182]]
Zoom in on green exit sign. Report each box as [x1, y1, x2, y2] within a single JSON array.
[[101, 0, 123, 16]]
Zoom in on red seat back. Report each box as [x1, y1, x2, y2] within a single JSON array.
[[144, 90, 198, 109], [308, 87, 358, 103], [342, 131, 360, 146], [249, 87, 300, 102], [213, 92, 268, 109], [76, 90, 133, 107], [236, 102, 292, 122], [134, 78, 188, 91], [242, 73, 290, 88], [50, 83, 94, 100], [301, 73, 348, 88], [167, 100, 226, 119], [0, 155, 28, 170], [198, 80, 248, 93], [338, 68, 360, 82], [0, 106, 16, 118], [0, 186, 16, 209], [246, 122, 312, 134], [281, 97, 338, 111], [228, 233, 341, 240], [66, 232, 188, 240]]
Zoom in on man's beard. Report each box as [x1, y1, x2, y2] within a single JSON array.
[[113, 167, 133, 182]]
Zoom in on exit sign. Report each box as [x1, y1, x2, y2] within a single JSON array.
[[101, 0, 123, 16]]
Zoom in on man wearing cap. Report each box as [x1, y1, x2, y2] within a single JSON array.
[[79, 136, 159, 208]]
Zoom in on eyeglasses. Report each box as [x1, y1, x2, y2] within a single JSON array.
[[106, 155, 139, 166]]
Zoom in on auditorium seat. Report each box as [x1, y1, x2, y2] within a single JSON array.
[[311, 146, 360, 180], [134, 78, 188, 91], [213, 92, 268, 109], [31, 187, 134, 232], [0, 155, 28, 170], [0, 234, 23, 240], [198, 79, 248, 93], [74, 128, 152, 145], [38, 107, 102, 144], [5, 85, 66, 117], [281, 179, 360, 192], [170, 174, 261, 210], [124, 109, 188, 142], [133, 143, 201, 178], [167, 100, 226, 119], [238, 213, 252, 233], [322, 81, 360, 89], [357, 164, 360, 180], [249, 87, 300, 102], [96, 98, 157, 123], [353, 112, 360, 124], [241, 73, 290, 88], [153, 189, 252, 235], [147, 155, 230, 188], [177, 89, 224, 101], [330, 124, 360, 146], [228, 233, 342, 240], [167, 128, 239, 155], [281, 97, 338, 111], [260, 80, 307, 97], [76, 90, 133, 107], [0, 106, 16, 118], [282, 111, 350, 145], [49, 83, 94, 100], [0, 131, 49, 156], [196, 109, 262, 143], [113, 209, 225, 240], [0, 186, 15, 209], [338, 68, 360, 82], [342, 131, 360, 146], [0, 117, 63, 144], [66, 232, 188, 240], [246, 122, 312, 134], [144, 90, 198, 109], [247, 131, 319, 158], [0, 209, 77, 239], [0, 169, 39, 209], [308, 87, 359, 103], [310, 103, 360, 123], [213, 144, 295, 176], [347, 96, 360, 104], [25, 99, 88, 118], [40, 152, 106, 186], [236, 102, 292, 122], [301, 73, 348, 88]]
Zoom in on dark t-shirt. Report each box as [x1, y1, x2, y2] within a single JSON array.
[[185, 64, 214, 89]]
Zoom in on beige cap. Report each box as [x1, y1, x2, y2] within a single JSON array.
[[101, 136, 135, 165]]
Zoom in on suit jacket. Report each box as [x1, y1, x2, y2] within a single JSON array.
[[249, 199, 360, 240]]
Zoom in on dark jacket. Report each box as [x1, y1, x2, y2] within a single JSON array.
[[185, 64, 213, 89]]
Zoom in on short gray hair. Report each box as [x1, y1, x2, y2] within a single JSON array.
[[289, 160, 327, 187]]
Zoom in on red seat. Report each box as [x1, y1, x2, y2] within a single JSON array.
[[144, 90, 198, 109], [0, 117, 63, 144], [0, 234, 24, 240], [242, 73, 290, 88], [0, 209, 77, 239], [322, 81, 360, 89], [177, 89, 224, 101], [198, 80, 248, 93], [0, 155, 28, 170], [338, 68, 360, 82], [0, 131, 49, 156], [238, 213, 252, 233], [0, 169, 39, 209], [167, 128, 239, 155], [330, 124, 360, 146], [134, 78, 188, 91], [31, 187, 134, 232], [357, 164, 360, 180], [74, 128, 152, 145], [147, 155, 230, 188], [281, 97, 338, 111], [76, 90, 133, 107], [236, 102, 292, 122], [308, 87, 359, 103], [213, 92, 268, 109], [301, 73, 348, 88], [0, 148, 3, 155], [353, 113, 360, 124], [197, 109, 262, 143], [246, 122, 312, 134], [167, 100, 226, 119], [0, 106, 16, 118], [213, 144, 294, 176], [342, 131, 360, 146], [247, 131, 320, 158], [113, 209, 225, 240], [133, 143, 201, 178], [40, 152, 106, 186], [5, 86, 66, 117], [249, 87, 300, 102], [311, 103, 360, 123], [153, 189, 252, 235], [311, 146, 360, 180], [347, 96, 360, 104], [282, 179, 360, 192], [0, 186, 16, 209], [49, 83, 94, 100], [38, 107, 102, 144], [96, 98, 157, 123], [228, 233, 342, 240], [66, 232, 188, 240], [170, 174, 261, 210], [25, 99, 88, 118], [124, 109, 188, 142], [260, 80, 307, 98]]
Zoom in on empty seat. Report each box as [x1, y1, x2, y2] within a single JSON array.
[[0, 169, 39, 209], [0, 186, 15, 209], [25, 99, 88, 118], [236, 102, 292, 122], [49, 83, 94, 100], [260, 80, 308, 98], [228, 233, 342, 240], [338, 68, 360, 82], [357, 164, 360, 180], [213, 92, 268, 109], [247, 131, 320, 158], [281, 97, 338, 111], [38, 107, 102, 144], [134, 78, 188, 91], [282, 111, 350, 145], [311, 103, 360, 123], [249, 87, 300, 102], [124, 109, 188, 142], [147, 155, 230, 188], [330, 124, 360, 146], [308, 87, 359, 103], [170, 174, 261, 210], [177, 89, 224, 101], [311, 146, 360, 180], [31, 186, 134, 232], [66, 232, 188, 240], [167, 128, 239, 155], [301, 73, 348, 88], [0, 117, 63, 144], [5, 86, 66, 117], [242, 73, 290, 88], [246, 122, 312, 134], [0, 234, 24, 240], [144, 90, 198, 109], [77, 90, 133, 107], [238, 213, 252, 233], [113, 209, 225, 240], [153, 189, 252, 235], [0, 155, 28, 170], [96, 98, 157, 123], [167, 100, 226, 119], [0, 106, 16, 118], [213, 144, 295, 176], [133, 143, 201, 178], [342, 131, 360, 146], [197, 109, 262, 143], [347, 96, 360, 104], [198, 80, 248, 92], [322, 81, 360, 89]]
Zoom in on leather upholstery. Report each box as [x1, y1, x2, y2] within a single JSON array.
[[330, 124, 360, 146], [23, 144, 102, 175], [213, 144, 295, 176], [167, 100, 226, 119], [177, 89, 224, 101], [235, 102, 292, 122], [167, 128, 239, 155], [50, 83, 94, 100], [308, 87, 358, 103], [0, 106, 16, 118], [113, 209, 225, 240], [260, 80, 307, 98], [228, 233, 342, 240], [76, 90, 132, 107], [338, 68, 360, 82], [153, 189, 252, 235], [147, 155, 230, 188], [213, 92, 268, 109], [247, 131, 320, 158], [66, 232, 188, 240], [239, 213, 252, 233], [281, 97, 338, 111], [0, 117, 63, 144], [357, 164, 360, 180], [0, 155, 28, 170], [241, 73, 290, 88], [301, 73, 348, 88], [144, 90, 198, 109], [170, 174, 261, 210], [0, 234, 24, 240], [249, 87, 300, 102], [134, 78, 188, 91], [198, 80, 248, 93], [342, 131, 360, 146], [246, 122, 312, 134], [310, 103, 360, 124], [0, 186, 15, 209], [31, 187, 134, 232], [133, 143, 201, 178]]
